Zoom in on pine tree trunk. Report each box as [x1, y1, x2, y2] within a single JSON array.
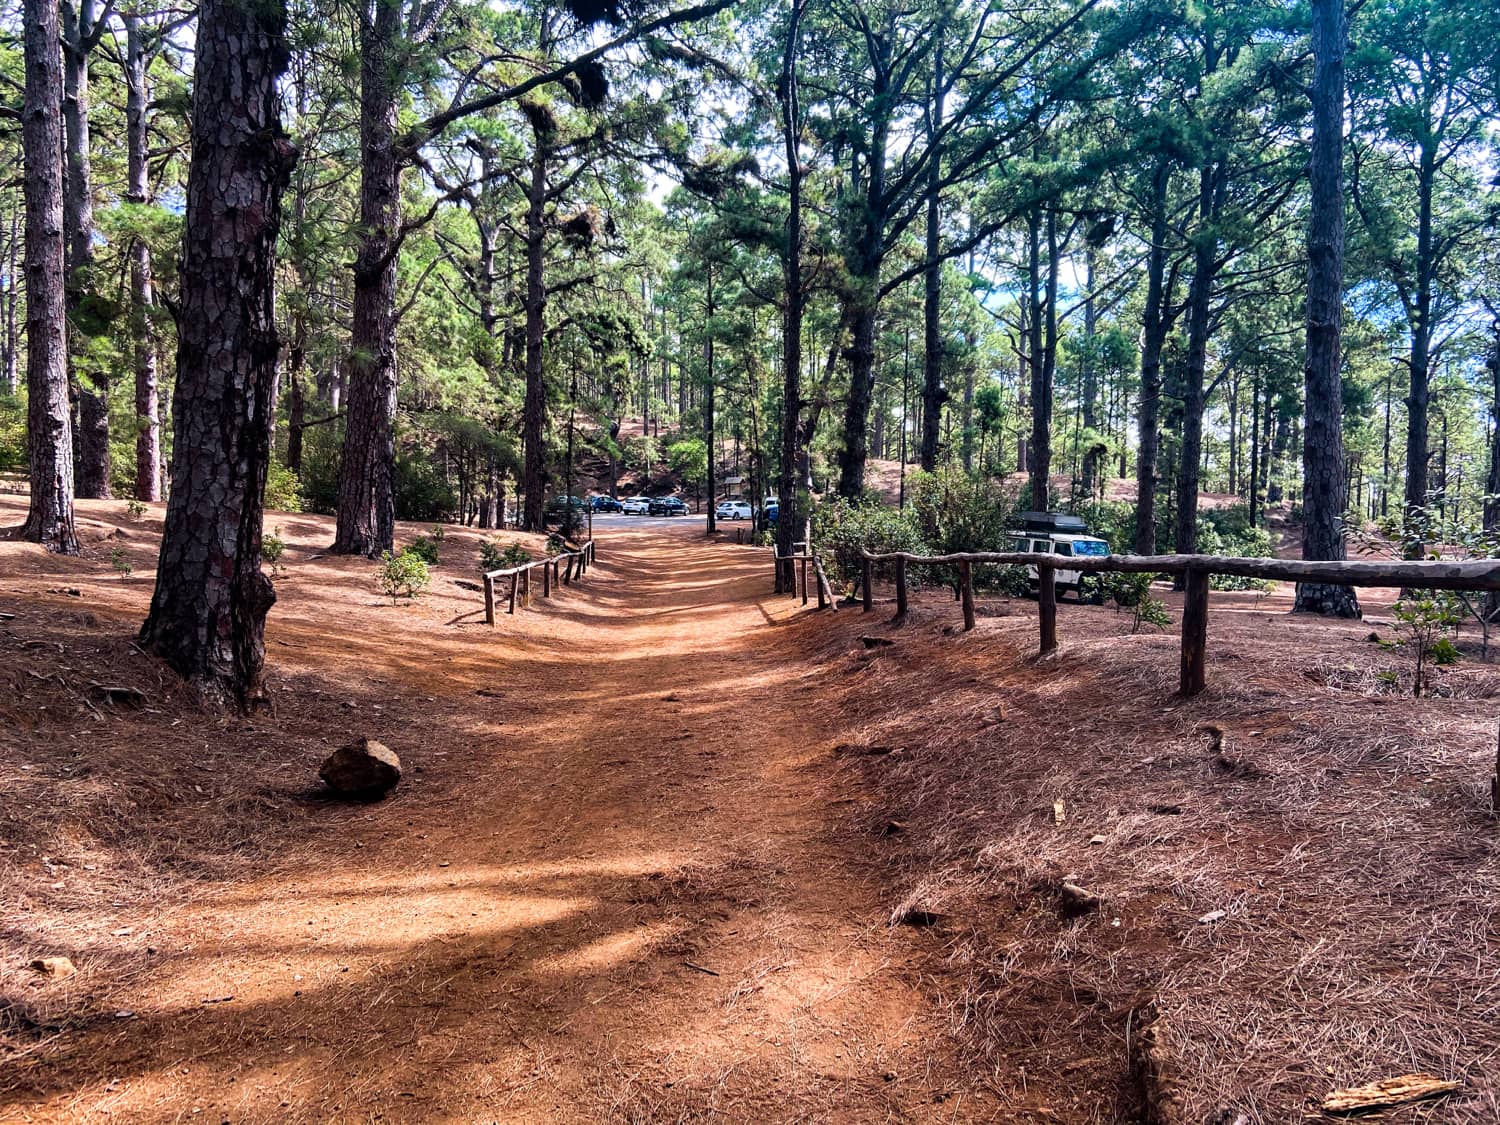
[[20, 0, 79, 553], [334, 0, 400, 556], [63, 0, 110, 499], [520, 128, 549, 531], [124, 14, 161, 502], [775, 2, 804, 574], [918, 43, 945, 473], [2, 209, 18, 396], [1295, 0, 1359, 617], [1134, 160, 1171, 554], [1173, 165, 1224, 560], [1402, 144, 1437, 555], [140, 0, 294, 708]]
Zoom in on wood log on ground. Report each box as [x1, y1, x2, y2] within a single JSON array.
[[1320, 1073, 1460, 1113]]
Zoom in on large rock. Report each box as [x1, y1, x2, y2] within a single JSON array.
[[319, 738, 401, 798]]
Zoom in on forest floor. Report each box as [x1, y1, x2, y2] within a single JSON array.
[[2, 497, 1498, 1123]]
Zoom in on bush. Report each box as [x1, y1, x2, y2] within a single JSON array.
[[126, 498, 148, 520], [1195, 505, 1273, 591], [1104, 571, 1171, 632], [812, 497, 927, 587], [377, 549, 431, 603], [1392, 592, 1461, 697], [110, 546, 133, 581], [906, 465, 1017, 555], [265, 461, 303, 513], [479, 539, 531, 573], [394, 450, 456, 521], [261, 527, 286, 576], [0, 395, 24, 472], [405, 532, 441, 565]]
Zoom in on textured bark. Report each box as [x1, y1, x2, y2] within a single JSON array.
[[1027, 209, 1059, 511], [1172, 165, 1225, 559], [124, 14, 161, 502], [835, 47, 891, 501], [1401, 142, 1437, 554], [703, 265, 717, 535], [139, 0, 294, 708], [519, 124, 549, 531], [63, 0, 109, 499], [918, 42, 946, 473], [775, 2, 804, 574], [1135, 167, 1174, 553], [334, 0, 400, 556], [2, 209, 17, 395], [1295, 0, 1359, 617], [20, 0, 80, 553]]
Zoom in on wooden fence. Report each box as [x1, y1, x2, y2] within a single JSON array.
[[773, 546, 838, 611], [858, 549, 1500, 697], [482, 539, 596, 624]]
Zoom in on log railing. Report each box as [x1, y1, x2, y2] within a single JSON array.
[[859, 548, 1500, 697], [482, 539, 596, 624], [773, 547, 838, 612]]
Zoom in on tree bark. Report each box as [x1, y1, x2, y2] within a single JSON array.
[[1135, 165, 1173, 553], [62, 0, 110, 499], [124, 14, 161, 502], [140, 0, 294, 708], [775, 0, 804, 574], [1295, 0, 1359, 617], [20, 0, 80, 553], [918, 41, 946, 472], [334, 0, 400, 556], [1401, 141, 1437, 555], [519, 119, 550, 531]]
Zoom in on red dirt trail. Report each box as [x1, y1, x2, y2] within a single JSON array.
[[2, 507, 980, 1123]]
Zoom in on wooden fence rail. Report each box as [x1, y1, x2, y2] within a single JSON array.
[[773, 549, 838, 612], [859, 548, 1500, 697], [482, 539, 596, 625]]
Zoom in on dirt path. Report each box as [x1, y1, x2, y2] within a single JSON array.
[[5, 515, 974, 1123]]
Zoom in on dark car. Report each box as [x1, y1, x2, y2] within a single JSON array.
[[648, 496, 688, 516], [590, 495, 623, 512], [543, 495, 589, 522]]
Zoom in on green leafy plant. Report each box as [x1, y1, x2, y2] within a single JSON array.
[[125, 498, 147, 520], [110, 547, 133, 581], [1391, 592, 1462, 696], [812, 497, 927, 590], [264, 461, 303, 513], [405, 533, 441, 565], [1104, 571, 1171, 633], [479, 539, 531, 573], [378, 550, 431, 603], [261, 527, 286, 576]]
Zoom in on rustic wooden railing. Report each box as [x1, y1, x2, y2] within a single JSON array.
[[482, 539, 596, 624], [859, 548, 1500, 697], [773, 546, 838, 611]]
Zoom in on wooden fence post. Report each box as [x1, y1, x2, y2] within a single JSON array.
[[816, 566, 827, 609], [960, 560, 975, 632], [543, 560, 551, 597], [895, 557, 908, 618], [483, 575, 496, 625], [508, 573, 518, 615], [521, 566, 531, 606], [1038, 565, 1057, 655], [862, 556, 873, 612], [1180, 567, 1209, 696], [801, 557, 809, 605]]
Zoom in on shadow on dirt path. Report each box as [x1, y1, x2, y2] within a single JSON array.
[[3, 512, 980, 1123]]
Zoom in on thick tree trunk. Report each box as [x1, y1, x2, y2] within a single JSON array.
[[1135, 162, 1171, 554], [1172, 165, 1225, 560], [918, 43, 946, 473], [140, 0, 294, 708], [1080, 247, 1102, 494], [334, 0, 400, 556], [703, 266, 717, 535], [1401, 145, 1437, 556], [1027, 208, 1058, 511], [775, 2, 804, 576], [3, 209, 18, 395], [124, 15, 161, 502], [1295, 0, 1359, 617], [62, 0, 109, 499], [520, 129, 549, 531], [21, 0, 79, 553]]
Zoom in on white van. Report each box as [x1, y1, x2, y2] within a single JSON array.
[[1006, 512, 1110, 597]]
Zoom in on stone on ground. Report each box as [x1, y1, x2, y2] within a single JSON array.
[[319, 738, 401, 798]]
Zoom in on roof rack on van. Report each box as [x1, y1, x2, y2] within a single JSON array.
[[1012, 510, 1089, 534]]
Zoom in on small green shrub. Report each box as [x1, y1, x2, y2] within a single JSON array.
[[405, 533, 441, 565], [125, 498, 148, 520], [264, 461, 303, 513], [1104, 571, 1170, 633], [812, 497, 927, 587], [110, 547, 133, 580], [479, 539, 531, 573], [1392, 592, 1461, 696], [261, 527, 286, 576], [378, 549, 431, 603]]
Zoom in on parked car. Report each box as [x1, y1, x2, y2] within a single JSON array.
[[1005, 511, 1110, 599], [715, 500, 752, 521], [590, 495, 623, 512], [544, 495, 589, 520], [621, 495, 652, 515], [649, 496, 688, 516]]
